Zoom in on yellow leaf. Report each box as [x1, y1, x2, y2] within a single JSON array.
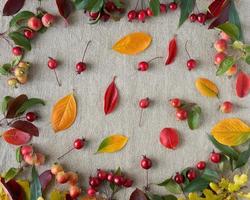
[[195, 78, 219, 97], [96, 134, 128, 153], [51, 93, 77, 133], [50, 189, 66, 200], [211, 118, 250, 146], [0, 186, 9, 200], [112, 32, 152, 55], [16, 180, 30, 200]]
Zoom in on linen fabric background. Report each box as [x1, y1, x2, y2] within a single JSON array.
[[0, 0, 250, 199]]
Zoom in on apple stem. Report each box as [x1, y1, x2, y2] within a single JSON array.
[[82, 40, 92, 62]]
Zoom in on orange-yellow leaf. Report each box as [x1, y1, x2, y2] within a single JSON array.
[[195, 78, 219, 97], [211, 118, 250, 146], [112, 32, 152, 55], [96, 134, 128, 153], [51, 93, 77, 133]]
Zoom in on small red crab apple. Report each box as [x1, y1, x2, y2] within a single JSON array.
[[137, 57, 163, 71], [69, 185, 81, 198], [214, 39, 228, 52], [220, 101, 233, 113], [210, 151, 221, 163], [214, 52, 226, 65], [57, 138, 86, 160], [185, 41, 197, 71], [27, 16, 42, 31], [176, 108, 188, 120], [47, 57, 61, 87], [24, 29, 35, 39], [42, 13, 55, 27], [75, 40, 91, 74], [87, 187, 96, 197], [226, 64, 238, 77], [169, 98, 181, 108], [220, 31, 230, 41], [138, 97, 150, 127]]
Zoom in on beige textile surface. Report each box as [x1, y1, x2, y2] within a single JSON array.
[[0, 0, 250, 199]]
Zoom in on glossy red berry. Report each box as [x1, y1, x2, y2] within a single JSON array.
[[128, 10, 137, 21], [170, 98, 181, 108], [87, 187, 96, 197], [176, 109, 188, 120], [174, 173, 184, 184], [139, 98, 150, 109], [220, 101, 233, 113], [187, 169, 197, 181], [141, 155, 152, 170], [113, 175, 124, 185], [107, 173, 114, 182], [123, 179, 133, 187], [197, 13, 206, 24], [160, 3, 167, 13], [210, 151, 221, 163], [24, 30, 35, 39], [169, 2, 178, 10], [89, 11, 99, 19], [146, 8, 153, 17], [47, 58, 58, 69], [189, 13, 197, 22], [105, 1, 116, 12], [187, 59, 197, 70], [138, 61, 149, 71], [26, 112, 37, 122], [101, 13, 110, 22], [138, 10, 146, 22], [76, 62, 87, 74], [74, 138, 85, 150], [12, 46, 23, 56], [97, 169, 107, 180], [196, 161, 206, 170], [89, 177, 101, 187]]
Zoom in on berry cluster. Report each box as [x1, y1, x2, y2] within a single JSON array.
[[169, 98, 188, 121], [189, 12, 207, 24], [87, 169, 134, 197], [51, 163, 81, 198], [174, 151, 221, 184], [128, 1, 178, 23], [21, 144, 45, 166]]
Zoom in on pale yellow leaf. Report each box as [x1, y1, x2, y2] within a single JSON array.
[[195, 78, 219, 97]]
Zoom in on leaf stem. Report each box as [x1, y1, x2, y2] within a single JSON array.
[[81, 40, 92, 62]]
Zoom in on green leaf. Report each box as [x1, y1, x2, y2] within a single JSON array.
[[16, 147, 22, 163], [245, 55, 250, 65], [11, 56, 23, 66], [228, 1, 243, 41], [110, 167, 121, 192], [234, 144, 250, 169], [208, 135, 239, 160], [3, 168, 20, 182], [147, 193, 177, 200], [9, 11, 35, 28], [183, 177, 209, 193], [8, 32, 31, 51], [15, 98, 45, 116], [74, 0, 88, 10], [216, 57, 235, 76], [1, 96, 13, 114], [218, 155, 231, 172], [178, 0, 196, 27], [112, 0, 124, 8], [37, 26, 47, 34], [0, 64, 12, 76], [158, 178, 182, 194], [30, 166, 42, 200], [187, 105, 202, 130], [81, 0, 104, 12], [244, 45, 250, 53], [149, 0, 160, 16], [217, 22, 240, 41], [200, 169, 219, 182]]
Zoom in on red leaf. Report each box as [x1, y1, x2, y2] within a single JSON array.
[[160, 128, 179, 149], [0, 178, 24, 200], [39, 170, 53, 191], [104, 77, 119, 115], [6, 94, 28, 119], [165, 35, 177, 65], [56, 0, 74, 22], [10, 120, 39, 137], [3, 128, 32, 145], [208, 0, 229, 18], [129, 188, 147, 200], [2, 0, 25, 16], [236, 71, 250, 98]]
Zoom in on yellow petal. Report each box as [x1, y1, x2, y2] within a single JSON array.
[[96, 134, 128, 153], [211, 118, 250, 146], [16, 180, 30, 200], [51, 93, 77, 133], [112, 32, 152, 55], [195, 78, 219, 97]]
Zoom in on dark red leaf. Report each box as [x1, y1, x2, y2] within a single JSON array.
[[2, 0, 25, 16], [39, 170, 53, 191], [66, 194, 74, 200], [129, 188, 147, 200], [236, 71, 250, 98], [3, 128, 32, 145], [56, 0, 74, 22], [208, 0, 229, 18], [165, 35, 177, 65], [206, 11, 214, 20], [104, 76, 119, 115], [0, 178, 24, 200], [10, 120, 39, 137], [6, 94, 28, 119]]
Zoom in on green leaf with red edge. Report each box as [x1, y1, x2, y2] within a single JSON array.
[[207, 0, 229, 17], [8, 32, 31, 51], [149, 0, 160, 16], [10, 120, 39, 137], [3, 128, 32, 145], [229, 1, 243, 41], [178, 0, 196, 27], [5, 94, 28, 119]]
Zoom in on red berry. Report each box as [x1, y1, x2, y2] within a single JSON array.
[[146, 8, 153, 17], [169, 2, 178, 10], [176, 109, 188, 120], [47, 58, 58, 69], [139, 98, 150, 109], [27, 17, 42, 31], [196, 161, 206, 170], [24, 30, 35, 39], [26, 112, 37, 122], [105, 1, 116, 12], [113, 175, 123, 185], [128, 10, 137, 21], [107, 173, 114, 182], [170, 98, 181, 108], [97, 169, 107, 180], [138, 61, 149, 71], [187, 169, 197, 181], [101, 13, 110, 22], [220, 101, 233, 113], [197, 13, 206, 24], [138, 10, 146, 22], [140, 155, 152, 170], [89, 11, 99, 19], [89, 177, 101, 187], [21, 145, 33, 155], [160, 3, 167, 13], [174, 173, 184, 184], [76, 62, 87, 74], [214, 52, 226, 65], [87, 187, 96, 197], [42, 13, 55, 27], [210, 151, 221, 163], [74, 138, 85, 150], [187, 59, 197, 70], [123, 179, 133, 187], [189, 13, 197, 22], [12, 46, 23, 56]]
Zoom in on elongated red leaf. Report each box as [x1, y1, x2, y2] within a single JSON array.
[[129, 188, 147, 200], [56, 0, 74, 22], [0, 178, 24, 200], [3, 0, 25, 16], [3, 128, 32, 145], [39, 170, 53, 191], [10, 120, 39, 136], [236, 71, 250, 98], [6, 94, 28, 119], [104, 77, 119, 115], [165, 35, 177, 65], [208, 0, 229, 17]]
